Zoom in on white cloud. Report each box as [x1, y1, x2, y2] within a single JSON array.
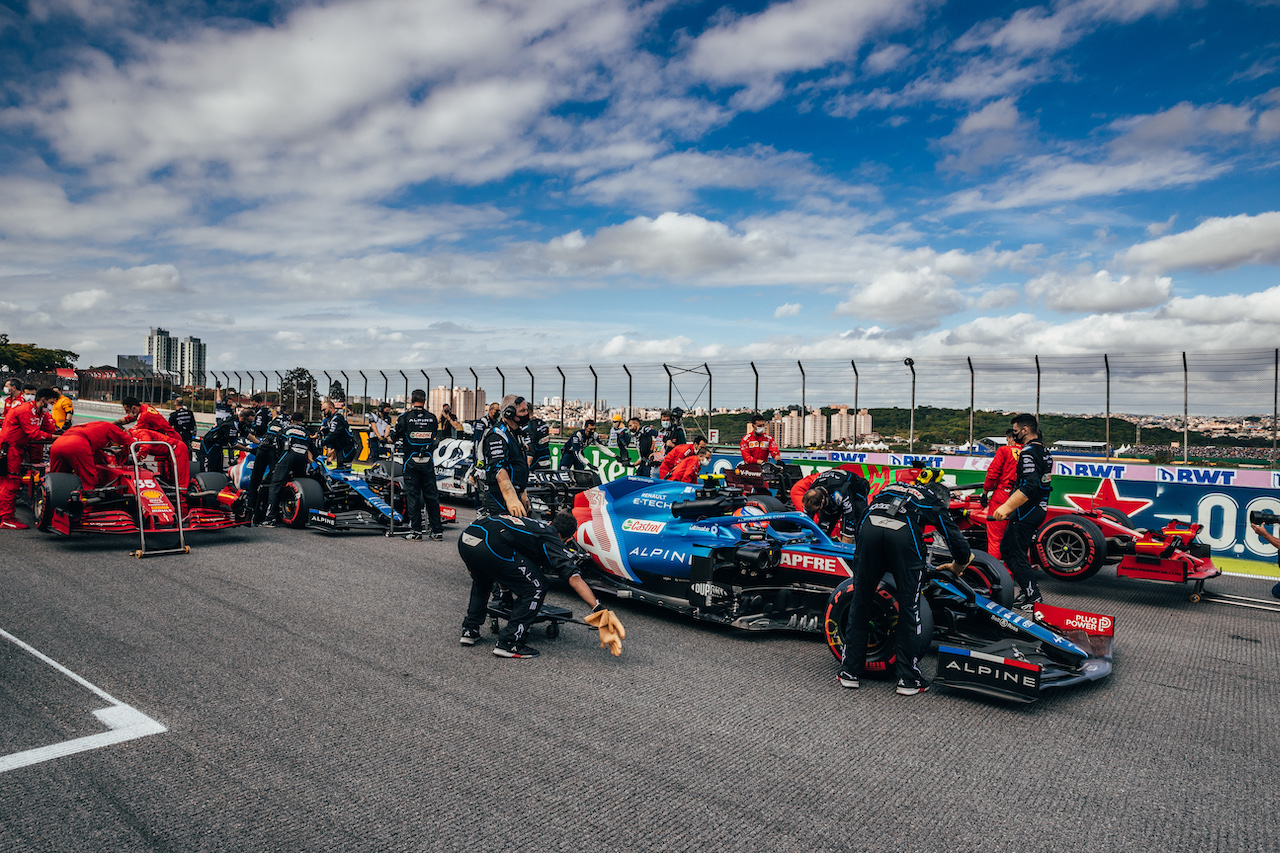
[[1026, 269, 1172, 312], [863, 44, 911, 75], [58, 288, 109, 312], [1119, 211, 1280, 272], [104, 263, 186, 292], [834, 266, 963, 327], [1109, 102, 1256, 153], [600, 334, 695, 358], [956, 0, 1181, 56], [774, 302, 802, 317]]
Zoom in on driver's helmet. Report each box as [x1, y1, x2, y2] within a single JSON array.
[[921, 481, 951, 507], [671, 407, 684, 418]]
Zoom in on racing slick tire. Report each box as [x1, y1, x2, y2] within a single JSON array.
[[280, 477, 324, 529], [1092, 506, 1135, 530], [824, 575, 933, 670], [35, 472, 80, 532], [191, 472, 232, 507], [960, 550, 1015, 609], [1034, 515, 1107, 581]]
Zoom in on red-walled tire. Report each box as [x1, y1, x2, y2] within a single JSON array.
[[824, 575, 933, 674], [280, 478, 323, 529], [1035, 516, 1107, 581]]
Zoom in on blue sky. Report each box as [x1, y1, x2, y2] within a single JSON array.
[[1, 0, 1279, 388]]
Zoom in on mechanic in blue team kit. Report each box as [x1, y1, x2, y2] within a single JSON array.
[[481, 395, 532, 517], [559, 417, 598, 471], [990, 413, 1053, 610], [320, 399, 357, 468], [249, 394, 272, 439], [261, 413, 316, 527], [630, 416, 660, 476], [801, 467, 872, 544], [246, 409, 290, 523], [391, 389, 443, 542], [838, 478, 973, 696], [168, 399, 197, 463], [458, 510, 625, 659], [524, 412, 552, 470], [198, 414, 237, 473], [213, 383, 234, 423]]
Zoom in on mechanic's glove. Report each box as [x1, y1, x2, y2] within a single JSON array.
[[584, 609, 625, 656]]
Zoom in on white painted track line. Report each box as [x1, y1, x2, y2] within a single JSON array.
[[0, 627, 167, 774]]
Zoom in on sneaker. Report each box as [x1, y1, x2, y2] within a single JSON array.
[[259, 519, 277, 528], [896, 679, 929, 696], [405, 531, 422, 541], [427, 531, 443, 541], [0, 518, 29, 530], [460, 628, 481, 646], [493, 642, 540, 659], [837, 670, 860, 689], [1019, 584, 1043, 612]]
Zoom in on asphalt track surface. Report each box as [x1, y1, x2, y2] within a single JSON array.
[[3, 500, 1279, 853]]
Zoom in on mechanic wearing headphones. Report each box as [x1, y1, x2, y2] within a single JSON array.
[[246, 407, 290, 524], [801, 467, 872, 544], [524, 411, 552, 470], [989, 413, 1052, 610], [630, 416, 660, 476], [260, 412, 315, 527], [168, 399, 197, 464], [249, 394, 272, 439], [458, 509, 625, 659], [838, 476, 972, 696], [559, 417, 598, 471], [320, 399, 356, 468], [198, 412, 237, 473], [0, 387, 58, 529], [481, 395, 531, 517], [390, 389, 444, 541]]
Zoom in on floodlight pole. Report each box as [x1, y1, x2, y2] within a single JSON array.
[[622, 365, 632, 419]]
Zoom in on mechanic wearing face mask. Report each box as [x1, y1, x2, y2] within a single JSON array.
[[390, 389, 444, 541], [260, 412, 316, 527], [740, 413, 780, 465], [0, 387, 58, 529], [838, 477, 972, 696], [989, 413, 1053, 610], [559, 418, 598, 471], [658, 434, 707, 479], [2, 380, 23, 417], [630, 417, 660, 476], [481, 395, 532, 517], [801, 466, 872, 544], [659, 408, 688, 452], [457, 509, 625, 659], [524, 412, 552, 470]]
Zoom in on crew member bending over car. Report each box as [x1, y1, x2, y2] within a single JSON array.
[[801, 467, 871, 543], [0, 387, 58, 529], [658, 435, 707, 479], [980, 428, 1022, 559], [199, 416, 237, 473], [391, 389, 444, 541], [559, 418, 598, 471], [261, 413, 316, 527], [740, 414, 780, 465], [458, 509, 625, 659], [49, 421, 132, 490], [989, 413, 1052, 610], [669, 446, 711, 484], [838, 479, 972, 696]]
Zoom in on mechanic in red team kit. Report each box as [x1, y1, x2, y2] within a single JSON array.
[[669, 446, 711, 484], [119, 398, 191, 489], [0, 387, 58, 529], [48, 421, 132, 490], [838, 479, 972, 696], [989, 414, 1053, 610], [980, 428, 1023, 559], [658, 435, 707, 479], [740, 414, 780, 465]]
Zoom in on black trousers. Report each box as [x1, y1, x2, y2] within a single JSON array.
[[1000, 507, 1045, 590], [201, 443, 224, 474], [402, 458, 442, 534], [246, 445, 278, 519], [458, 536, 546, 645], [842, 517, 928, 684], [266, 451, 309, 521]]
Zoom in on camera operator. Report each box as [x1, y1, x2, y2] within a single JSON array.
[[1249, 511, 1280, 599]]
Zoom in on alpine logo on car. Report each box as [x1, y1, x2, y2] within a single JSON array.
[[621, 518, 666, 534], [780, 551, 849, 575], [938, 646, 1041, 698], [628, 546, 690, 566]]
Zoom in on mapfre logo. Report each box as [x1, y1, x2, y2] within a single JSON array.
[[780, 551, 847, 574], [621, 518, 665, 534]]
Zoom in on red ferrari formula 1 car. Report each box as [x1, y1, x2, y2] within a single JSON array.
[[948, 486, 1220, 599], [34, 441, 248, 556]]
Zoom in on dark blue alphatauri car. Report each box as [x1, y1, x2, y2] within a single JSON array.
[[570, 474, 1114, 703]]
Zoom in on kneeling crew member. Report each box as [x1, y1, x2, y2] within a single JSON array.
[[458, 509, 625, 659], [261, 413, 314, 527], [391, 389, 444, 541], [839, 479, 971, 696], [801, 467, 872, 543]]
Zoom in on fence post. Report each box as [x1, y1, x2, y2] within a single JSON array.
[[496, 367, 505, 400], [445, 369, 455, 414], [274, 371, 284, 409], [340, 371, 350, 407], [967, 357, 975, 451], [904, 358, 916, 453], [589, 365, 598, 420], [359, 371, 368, 417], [664, 364, 673, 411], [1035, 355, 1041, 419], [525, 366, 534, 406], [1274, 349, 1278, 468], [399, 371, 408, 407], [797, 360, 806, 446], [850, 360, 859, 447], [1182, 352, 1189, 465], [468, 368, 480, 419], [379, 371, 388, 407], [622, 365, 632, 419], [249, 372, 255, 397], [557, 366, 566, 429], [323, 372, 332, 403], [234, 371, 243, 398], [705, 362, 712, 438], [419, 370, 429, 412], [1104, 355, 1110, 458], [308, 374, 315, 422], [750, 361, 759, 412]]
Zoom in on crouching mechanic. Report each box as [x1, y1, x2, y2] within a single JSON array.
[[458, 509, 625, 659], [838, 478, 972, 696], [261, 413, 316, 527], [801, 467, 871, 543]]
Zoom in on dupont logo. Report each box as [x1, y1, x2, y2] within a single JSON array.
[[621, 518, 666, 534], [780, 551, 847, 574]]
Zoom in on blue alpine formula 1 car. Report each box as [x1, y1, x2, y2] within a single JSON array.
[[570, 475, 1114, 703]]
